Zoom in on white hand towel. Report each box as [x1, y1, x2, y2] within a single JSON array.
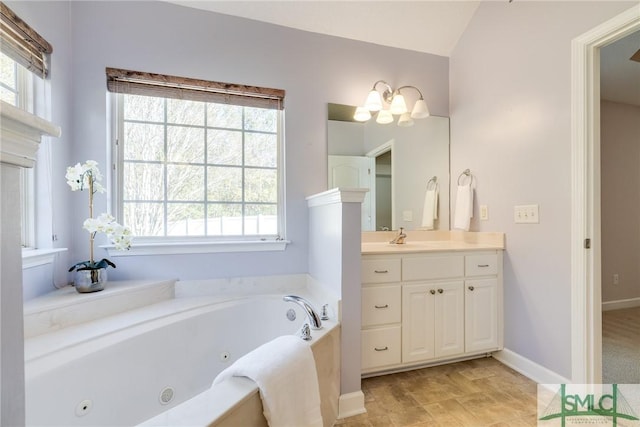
[[421, 184, 439, 230], [213, 335, 323, 427], [453, 184, 473, 231]]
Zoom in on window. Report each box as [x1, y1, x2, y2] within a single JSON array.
[[108, 68, 285, 242], [1, 2, 53, 250], [1, 51, 35, 248]]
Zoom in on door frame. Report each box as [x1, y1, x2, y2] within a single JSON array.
[[570, 4, 640, 384]]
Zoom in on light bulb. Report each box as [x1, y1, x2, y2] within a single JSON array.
[[390, 93, 408, 115], [376, 109, 393, 124], [397, 112, 414, 127], [410, 99, 430, 119], [364, 90, 383, 111], [353, 106, 371, 122]]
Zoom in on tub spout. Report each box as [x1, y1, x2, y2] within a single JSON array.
[[283, 295, 322, 330]]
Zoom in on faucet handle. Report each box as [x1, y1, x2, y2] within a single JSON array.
[[300, 323, 312, 340], [321, 304, 329, 321]]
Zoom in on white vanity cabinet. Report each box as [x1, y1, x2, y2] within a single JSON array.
[[361, 249, 503, 375]]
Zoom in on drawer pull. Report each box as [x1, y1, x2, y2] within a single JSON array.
[[468, 286, 475, 291], [437, 288, 444, 294], [374, 304, 389, 309], [478, 264, 490, 268], [430, 289, 436, 295], [374, 346, 389, 352], [374, 270, 389, 274]]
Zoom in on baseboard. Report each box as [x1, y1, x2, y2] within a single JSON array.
[[602, 297, 640, 311], [492, 348, 571, 385], [337, 391, 366, 419]]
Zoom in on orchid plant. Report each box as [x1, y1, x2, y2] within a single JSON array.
[[66, 160, 132, 272]]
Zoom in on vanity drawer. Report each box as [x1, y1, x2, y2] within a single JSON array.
[[402, 255, 464, 281], [465, 254, 498, 277], [362, 258, 401, 283], [362, 285, 401, 327], [362, 326, 401, 370]]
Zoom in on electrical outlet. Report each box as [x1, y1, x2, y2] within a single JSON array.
[[514, 204, 539, 224], [403, 210, 413, 221], [480, 205, 489, 220], [613, 274, 619, 285]]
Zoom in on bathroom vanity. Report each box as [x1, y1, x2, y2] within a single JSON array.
[[360, 231, 504, 375]]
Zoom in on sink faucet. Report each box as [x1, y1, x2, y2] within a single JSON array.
[[283, 295, 322, 330], [390, 227, 407, 244]]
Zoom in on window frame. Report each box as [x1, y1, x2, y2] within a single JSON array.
[[109, 91, 288, 250], [2, 51, 36, 249]]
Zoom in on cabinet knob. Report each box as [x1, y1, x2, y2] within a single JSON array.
[[374, 346, 388, 352], [437, 289, 444, 294], [374, 304, 389, 309], [478, 264, 490, 268], [430, 289, 436, 295], [374, 270, 388, 274], [468, 286, 475, 291]]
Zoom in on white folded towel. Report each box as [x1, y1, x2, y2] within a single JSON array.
[[421, 184, 439, 230], [453, 184, 474, 231], [213, 335, 323, 427]]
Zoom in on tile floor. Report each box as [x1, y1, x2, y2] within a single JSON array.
[[336, 357, 538, 427]]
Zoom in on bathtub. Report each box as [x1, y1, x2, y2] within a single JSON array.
[[24, 286, 340, 426]]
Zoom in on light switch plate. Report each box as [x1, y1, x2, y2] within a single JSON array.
[[403, 210, 413, 221], [514, 204, 539, 223], [480, 205, 488, 220]]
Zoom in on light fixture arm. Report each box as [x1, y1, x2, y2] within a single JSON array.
[[396, 85, 425, 100], [371, 80, 395, 104]]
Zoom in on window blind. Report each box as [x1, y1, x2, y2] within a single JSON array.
[[0, 2, 52, 77], [106, 67, 285, 110]]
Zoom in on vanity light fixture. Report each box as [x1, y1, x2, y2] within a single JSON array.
[[353, 106, 372, 121], [376, 109, 394, 124], [397, 112, 414, 127], [355, 80, 430, 125]]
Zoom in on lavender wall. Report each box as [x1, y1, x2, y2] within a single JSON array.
[[601, 100, 640, 304], [450, 1, 635, 379], [63, 1, 449, 281]]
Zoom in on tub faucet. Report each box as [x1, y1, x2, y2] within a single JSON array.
[[390, 227, 407, 244], [283, 295, 322, 330]]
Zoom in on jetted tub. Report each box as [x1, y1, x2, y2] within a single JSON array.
[[24, 287, 340, 426]]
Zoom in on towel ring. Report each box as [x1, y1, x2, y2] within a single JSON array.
[[426, 176, 438, 190], [457, 169, 473, 186]]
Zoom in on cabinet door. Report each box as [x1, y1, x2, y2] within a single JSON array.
[[465, 278, 499, 353], [402, 283, 436, 363], [434, 281, 465, 358]]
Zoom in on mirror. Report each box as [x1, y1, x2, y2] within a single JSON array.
[[327, 103, 450, 231]]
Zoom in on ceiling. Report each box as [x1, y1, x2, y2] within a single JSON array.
[[168, 1, 480, 57], [168, 1, 640, 106]]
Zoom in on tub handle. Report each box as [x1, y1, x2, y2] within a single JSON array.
[[300, 323, 312, 341], [321, 304, 329, 321]]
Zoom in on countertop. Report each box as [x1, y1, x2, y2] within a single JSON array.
[[361, 231, 505, 254]]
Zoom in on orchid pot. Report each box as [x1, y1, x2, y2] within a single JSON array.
[[66, 161, 132, 293]]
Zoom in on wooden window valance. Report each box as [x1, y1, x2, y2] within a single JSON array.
[[0, 2, 52, 77], [106, 68, 285, 110]]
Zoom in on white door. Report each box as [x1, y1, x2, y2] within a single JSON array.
[[327, 155, 374, 230], [465, 278, 499, 353]]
